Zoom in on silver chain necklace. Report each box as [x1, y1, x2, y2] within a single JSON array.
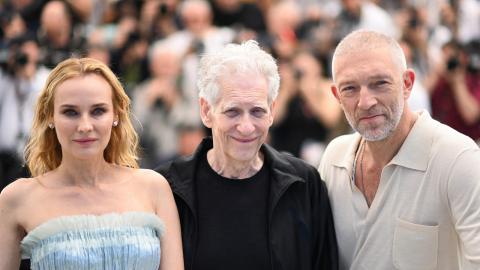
[[356, 139, 368, 202]]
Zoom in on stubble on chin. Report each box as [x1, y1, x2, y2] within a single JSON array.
[[351, 102, 404, 141]]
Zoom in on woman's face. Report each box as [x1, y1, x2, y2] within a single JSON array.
[[52, 73, 117, 161]]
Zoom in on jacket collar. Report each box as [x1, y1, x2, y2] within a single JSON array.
[[261, 143, 306, 213], [165, 137, 305, 211], [261, 142, 305, 196], [163, 139, 211, 210]]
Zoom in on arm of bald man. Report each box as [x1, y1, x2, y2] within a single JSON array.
[[447, 148, 480, 267]]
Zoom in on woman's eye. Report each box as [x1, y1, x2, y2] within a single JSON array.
[[92, 107, 106, 116], [62, 109, 78, 117]]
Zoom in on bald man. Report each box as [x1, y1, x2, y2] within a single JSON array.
[[39, 1, 86, 68], [319, 30, 480, 269]]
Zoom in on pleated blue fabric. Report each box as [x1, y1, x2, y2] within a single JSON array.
[[21, 212, 165, 270]]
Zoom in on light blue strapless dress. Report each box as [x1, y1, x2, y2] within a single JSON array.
[[21, 212, 165, 270]]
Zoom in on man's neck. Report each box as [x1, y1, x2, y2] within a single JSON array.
[[207, 149, 264, 179], [364, 110, 418, 167]]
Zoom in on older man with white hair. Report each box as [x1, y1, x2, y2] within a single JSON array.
[[157, 40, 338, 270]]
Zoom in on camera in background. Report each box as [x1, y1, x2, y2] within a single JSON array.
[[443, 39, 480, 73], [0, 34, 37, 75], [447, 56, 459, 71]]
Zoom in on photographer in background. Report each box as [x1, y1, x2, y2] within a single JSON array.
[[37, 1, 86, 68], [272, 50, 342, 165], [0, 35, 50, 191], [132, 40, 203, 167], [429, 40, 480, 144]]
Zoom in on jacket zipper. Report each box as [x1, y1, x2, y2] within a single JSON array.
[[267, 181, 298, 270]]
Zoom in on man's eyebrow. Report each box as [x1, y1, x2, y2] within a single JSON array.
[[337, 80, 356, 88], [222, 104, 237, 110], [369, 74, 392, 81]]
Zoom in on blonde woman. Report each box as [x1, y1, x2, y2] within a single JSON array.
[[0, 58, 184, 270]]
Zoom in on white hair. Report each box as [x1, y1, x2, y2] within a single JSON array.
[[331, 30, 407, 82], [197, 40, 280, 106]]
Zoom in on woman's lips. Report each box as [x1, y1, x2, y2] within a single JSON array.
[[73, 138, 97, 144]]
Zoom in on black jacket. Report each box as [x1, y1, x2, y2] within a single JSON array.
[[156, 138, 338, 270]]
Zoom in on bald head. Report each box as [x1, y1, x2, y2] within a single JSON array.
[[41, 1, 71, 26], [331, 30, 407, 82], [179, 0, 212, 35], [40, 1, 72, 47], [267, 0, 301, 35]]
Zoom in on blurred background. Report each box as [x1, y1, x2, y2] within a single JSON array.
[[1, 0, 479, 193]]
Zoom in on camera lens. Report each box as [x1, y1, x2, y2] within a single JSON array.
[[14, 51, 28, 67], [447, 57, 459, 71], [159, 3, 168, 16]]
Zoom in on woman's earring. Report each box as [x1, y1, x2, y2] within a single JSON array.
[[48, 123, 54, 129], [113, 121, 118, 127]]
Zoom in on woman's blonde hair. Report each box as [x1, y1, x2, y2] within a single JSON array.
[[25, 58, 139, 176]]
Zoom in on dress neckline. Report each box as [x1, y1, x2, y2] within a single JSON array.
[[21, 211, 165, 260], [21, 211, 165, 256]]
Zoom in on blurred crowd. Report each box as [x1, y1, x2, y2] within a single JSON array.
[[1, 0, 479, 189]]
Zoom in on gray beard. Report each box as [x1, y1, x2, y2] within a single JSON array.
[[345, 98, 404, 142]]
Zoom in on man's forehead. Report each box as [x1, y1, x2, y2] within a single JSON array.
[[334, 49, 399, 76], [220, 98, 269, 108]]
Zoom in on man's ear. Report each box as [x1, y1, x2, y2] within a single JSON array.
[[199, 98, 213, 128], [269, 100, 276, 126], [331, 84, 341, 103], [402, 69, 415, 100]]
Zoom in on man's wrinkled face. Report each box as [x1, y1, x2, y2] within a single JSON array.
[[200, 73, 274, 163], [332, 48, 409, 141]]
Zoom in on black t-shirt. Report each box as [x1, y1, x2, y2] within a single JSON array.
[[192, 152, 271, 270]]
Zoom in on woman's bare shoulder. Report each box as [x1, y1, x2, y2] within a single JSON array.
[[132, 168, 168, 183], [131, 168, 171, 194], [0, 178, 39, 210]]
